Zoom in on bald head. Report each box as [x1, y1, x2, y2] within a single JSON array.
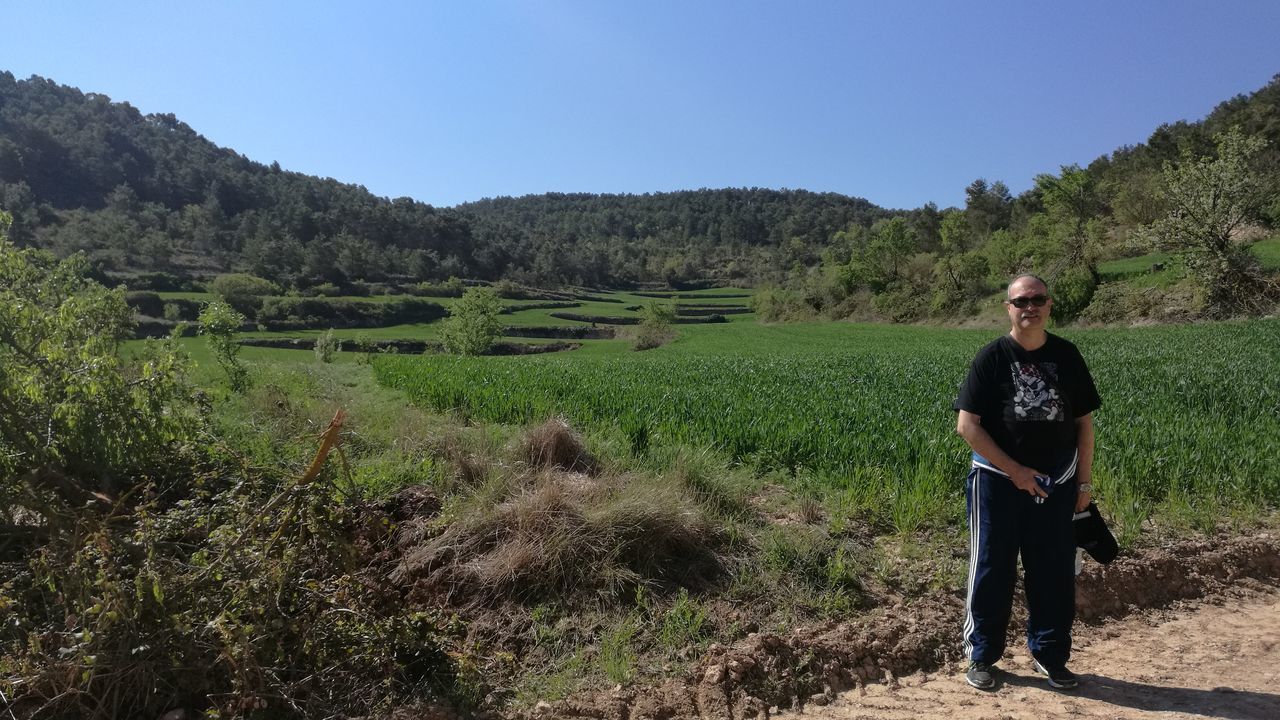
[[1007, 273, 1048, 299]]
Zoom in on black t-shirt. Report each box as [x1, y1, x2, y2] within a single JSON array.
[[954, 333, 1101, 467]]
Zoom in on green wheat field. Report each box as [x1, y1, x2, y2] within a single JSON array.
[[373, 318, 1280, 541]]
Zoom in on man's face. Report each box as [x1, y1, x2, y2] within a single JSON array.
[[1006, 278, 1052, 331]]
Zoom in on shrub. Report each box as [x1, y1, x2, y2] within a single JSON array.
[[750, 286, 815, 322], [257, 296, 447, 330], [199, 300, 250, 392], [208, 273, 279, 317], [2, 216, 459, 717], [0, 220, 196, 516], [124, 289, 164, 316], [439, 287, 503, 355], [310, 281, 343, 297], [1146, 128, 1278, 314], [314, 328, 341, 363], [1050, 265, 1098, 322], [6, 447, 457, 719], [632, 301, 677, 350]]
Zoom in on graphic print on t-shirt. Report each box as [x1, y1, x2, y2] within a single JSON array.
[[1011, 362, 1063, 421]]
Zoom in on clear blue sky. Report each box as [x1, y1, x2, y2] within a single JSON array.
[[4, 1, 1279, 210]]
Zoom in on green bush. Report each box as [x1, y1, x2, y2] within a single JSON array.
[[750, 286, 814, 322], [124, 289, 165, 316], [199, 300, 250, 392], [208, 273, 279, 317], [439, 287, 503, 355], [257, 296, 447, 330], [1051, 266, 1098, 322], [5, 463, 458, 719], [633, 301, 677, 350], [0, 221, 459, 716], [0, 220, 196, 513]]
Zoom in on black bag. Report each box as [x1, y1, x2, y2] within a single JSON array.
[[1073, 501, 1119, 564]]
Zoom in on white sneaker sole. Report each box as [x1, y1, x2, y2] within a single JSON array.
[[1032, 659, 1079, 689]]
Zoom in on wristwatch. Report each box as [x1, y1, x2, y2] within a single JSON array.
[[1078, 483, 1093, 494]]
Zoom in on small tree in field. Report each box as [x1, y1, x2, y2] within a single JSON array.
[[1147, 127, 1279, 314], [439, 286, 503, 355], [199, 299, 250, 391], [314, 328, 341, 363], [633, 301, 677, 350]]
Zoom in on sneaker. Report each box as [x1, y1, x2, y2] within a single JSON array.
[[965, 661, 997, 690], [1032, 659, 1079, 689]]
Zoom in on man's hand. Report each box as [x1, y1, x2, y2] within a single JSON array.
[[1075, 487, 1092, 513], [1008, 465, 1049, 498]]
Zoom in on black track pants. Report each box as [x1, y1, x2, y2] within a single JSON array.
[[962, 466, 1077, 668]]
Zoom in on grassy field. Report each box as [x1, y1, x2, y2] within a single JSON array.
[[1098, 236, 1280, 282], [146, 280, 1279, 544], [135, 291, 1279, 701], [373, 319, 1280, 542]]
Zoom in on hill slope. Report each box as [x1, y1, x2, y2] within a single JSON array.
[[1, 70, 1278, 306], [0, 72, 891, 287]]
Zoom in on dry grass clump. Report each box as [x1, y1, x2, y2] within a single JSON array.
[[519, 417, 598, 474], [629, 325, 677, 350], [392, 470, 720, 604]]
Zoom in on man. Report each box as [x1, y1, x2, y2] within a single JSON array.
[[954, 274, 1100, 691]]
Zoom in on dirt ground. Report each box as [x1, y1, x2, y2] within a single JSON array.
[[789, 588, 1280, 720], [508, 532, 1280, 720]]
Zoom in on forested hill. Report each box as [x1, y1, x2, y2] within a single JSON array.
[[0, 72, 479, 285], [1, 69, 1278, 311], [0, 72, 888, 287], [456, 189, 889, 285]]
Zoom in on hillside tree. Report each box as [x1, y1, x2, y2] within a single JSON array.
[[1147, 127, 1278, 313]]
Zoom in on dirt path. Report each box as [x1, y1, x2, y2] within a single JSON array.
[[789, 589, 1280, 720], [511, 534, 1280, 720]]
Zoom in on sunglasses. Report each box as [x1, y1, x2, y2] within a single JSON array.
[[1006, 294, 1050, 309]]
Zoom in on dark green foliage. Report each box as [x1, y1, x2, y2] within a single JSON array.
[[124, 289, 166, 317], [208, 273, 279, 316], [122, 291, 202, 321], [0, 72, 893, 287], [459, 188, 889, 286], [0, 72, 477, 283], [256, 296, 447, 330], [1050, 266, 1099, 322], [930, 250, 989, 315], [3, 70, 1280, 318]]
